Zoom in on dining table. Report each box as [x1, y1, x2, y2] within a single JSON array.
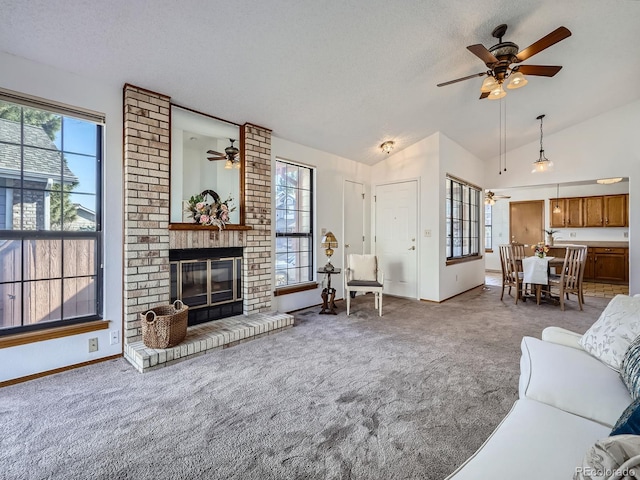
[[520, 255, 565, 305]]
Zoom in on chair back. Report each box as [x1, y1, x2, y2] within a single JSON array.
[[346, 254, 378, 282], [560, 246, 587, 291], [510, 242, 526, 260], [498, 245, 513, 283]]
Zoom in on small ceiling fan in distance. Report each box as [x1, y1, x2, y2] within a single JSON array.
[[207, 138, 241, 169], [484, 190, 511, 205], [437, 24, 571, 99]]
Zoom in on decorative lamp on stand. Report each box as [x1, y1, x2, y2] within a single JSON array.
[[321, 232, 338, 271]]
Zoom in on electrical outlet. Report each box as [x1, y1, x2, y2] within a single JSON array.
[[88, 337, 98, 353], [424, 229, 431, 237], [624, 232, 629, 238], [570, 232, 577, 238], [110, 330, 120, 345], [321, 228, 327, 235]]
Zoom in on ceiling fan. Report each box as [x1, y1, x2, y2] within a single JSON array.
[[485, 190, 511, 205], [437, 24, 571, 99], [207, 139, 241, 168]]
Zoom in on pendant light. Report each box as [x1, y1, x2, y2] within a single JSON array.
[[532, 114, 553, 173], [553, 184, 561, 214]]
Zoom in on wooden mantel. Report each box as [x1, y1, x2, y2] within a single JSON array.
[[168, 223, 253, 231]]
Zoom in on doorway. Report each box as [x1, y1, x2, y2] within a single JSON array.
[[343, 180, 365, 265], [375, 180, 418, 298]]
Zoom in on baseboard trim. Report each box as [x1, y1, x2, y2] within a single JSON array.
[[420, 283, 485, 304], [0, 354, 122, 388]]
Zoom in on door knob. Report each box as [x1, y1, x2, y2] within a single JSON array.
[[408, 246, 415, 250], [345, 244, 350, 248]]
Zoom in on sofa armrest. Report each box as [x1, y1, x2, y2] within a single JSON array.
[[541, 326, 583, 350]]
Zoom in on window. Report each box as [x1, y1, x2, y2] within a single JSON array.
[[485, 203, 492, 251], [0, 92, 103, 334], [446, 175, 481, 260], [274, 160, 313, 287]]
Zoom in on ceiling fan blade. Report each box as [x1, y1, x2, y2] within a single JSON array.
[[467, 44, 499, 66], [479, 91, 490, 100], [207, 156, 225, 162], [516, 65, 563, 77], [515, 26, 571, 62], [437, 72, 486, 87]]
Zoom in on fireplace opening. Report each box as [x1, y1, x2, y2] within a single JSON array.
[[170, 248, 243, 326]]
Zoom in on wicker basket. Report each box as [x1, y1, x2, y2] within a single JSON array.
[[141, 300, 189, 349]]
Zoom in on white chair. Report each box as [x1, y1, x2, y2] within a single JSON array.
[[344, 254, 384, 316]]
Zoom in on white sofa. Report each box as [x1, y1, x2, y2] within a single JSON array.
[[446, 326, 633, 480]]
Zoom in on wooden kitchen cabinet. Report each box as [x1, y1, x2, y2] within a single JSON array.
[[549, 197, 583, 228], [583, 196, 604, 227], [604, 194, 627, 227], [583, 247, 628, 283]]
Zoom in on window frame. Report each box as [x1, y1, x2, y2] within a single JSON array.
[[484, 203, 492, 252], [274, 159, 315, 291], [446, 175, 481, 262], [0, 91, 103, 336]]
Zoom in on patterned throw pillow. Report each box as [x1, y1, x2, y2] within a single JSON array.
[[579, 295, 640, 371], [574, 434, 640, 479], [621, 336, 640, 400], [611, 398, 640, 436]]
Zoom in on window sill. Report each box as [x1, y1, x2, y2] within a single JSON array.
[[274, 282, 319, 296], [446, 255, 483, 266], [0, 320, 110, 349]]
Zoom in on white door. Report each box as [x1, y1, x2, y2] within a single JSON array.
[[375, 181, 418, 298], [343, 180, 365, 265]]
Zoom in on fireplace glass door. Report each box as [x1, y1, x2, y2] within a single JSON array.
[[181, 260, 209, 307]]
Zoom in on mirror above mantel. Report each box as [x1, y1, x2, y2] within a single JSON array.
[[170, 105, 243, 226]]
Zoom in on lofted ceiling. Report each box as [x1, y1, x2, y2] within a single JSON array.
[[1, 0, 639, 165]]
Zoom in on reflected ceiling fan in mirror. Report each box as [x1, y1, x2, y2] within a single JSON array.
[[437, 24, 571, 99], [207, 138, 241, 169], [485, 190, 511, 205]]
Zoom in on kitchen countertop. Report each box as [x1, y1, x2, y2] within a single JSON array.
[[552, 241, 629, 248]]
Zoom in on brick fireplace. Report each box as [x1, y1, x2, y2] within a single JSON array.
[[122, 84, 288, 371]]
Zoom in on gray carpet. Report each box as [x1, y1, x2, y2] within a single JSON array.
[[0, 286, 609, 480]]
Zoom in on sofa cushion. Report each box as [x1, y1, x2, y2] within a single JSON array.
[[574, 434, 640, 480], [444, 399, 611, 480], [519, 337, 631, 427], [621, 335, 640, 400], [611, 398, 640, 436], [579, 294, 640, 371]]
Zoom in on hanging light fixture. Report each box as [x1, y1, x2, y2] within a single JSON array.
[[532, 114, 553, 173], [553, 183, 562, 213]]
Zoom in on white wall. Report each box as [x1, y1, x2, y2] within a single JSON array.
[[271, 137, 371, 313], [484, 100, 640, 294], [438, 133, 486, 300], [486, 181, 630, 271], [0, 51, 123, 383], [371, 132, 485, 302]]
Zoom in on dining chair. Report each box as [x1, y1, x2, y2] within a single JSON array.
[[548, 246, 587, 311], [499, 244, 526, 304], [344, 254, 384, 316]]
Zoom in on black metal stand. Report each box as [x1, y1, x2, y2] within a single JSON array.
[[318, 268, 341, 315]]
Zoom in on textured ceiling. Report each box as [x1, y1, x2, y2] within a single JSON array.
[[1, 0, 639, 165]]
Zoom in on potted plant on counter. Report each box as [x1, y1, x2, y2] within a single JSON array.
[[544, 228, 558, 246]]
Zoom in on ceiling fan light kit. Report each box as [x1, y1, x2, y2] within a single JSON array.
[[437, 24, 571, 101], [208, 138, 241, 168]]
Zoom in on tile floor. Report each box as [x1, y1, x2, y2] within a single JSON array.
[[485, 270, 628, 299]]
